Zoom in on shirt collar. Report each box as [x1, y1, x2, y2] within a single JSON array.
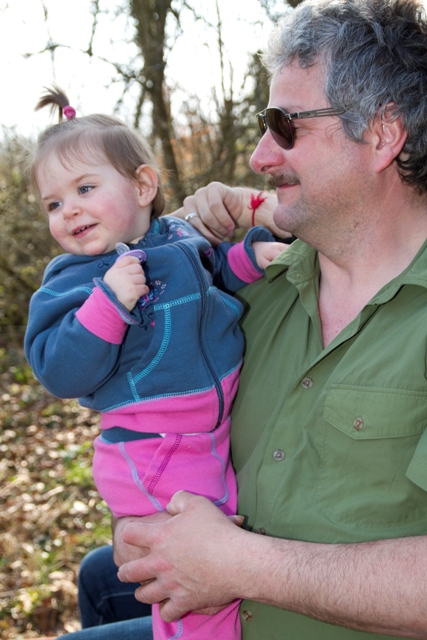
[[265, 239, 318, 285], [266, 237, 427, 302]]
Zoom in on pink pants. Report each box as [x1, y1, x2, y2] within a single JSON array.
[[93, 418, 241, 640]]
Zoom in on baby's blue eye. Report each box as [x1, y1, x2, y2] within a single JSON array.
[[47, 201, 61, 212], [79, 185, 93, 194]]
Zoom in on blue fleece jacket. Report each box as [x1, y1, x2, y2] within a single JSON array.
[[25, 216, 273, 433]]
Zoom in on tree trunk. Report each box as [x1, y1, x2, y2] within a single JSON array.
[[130, 0, 185, 202]]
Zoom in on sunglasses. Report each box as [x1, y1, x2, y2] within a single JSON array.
[[256, 106, 347, 150]]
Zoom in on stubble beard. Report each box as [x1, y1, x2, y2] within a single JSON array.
[[269, 173, 345, 250], [268, 173, 308, 238]]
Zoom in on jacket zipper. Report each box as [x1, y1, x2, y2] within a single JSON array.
[[178, 243, 224, 427]]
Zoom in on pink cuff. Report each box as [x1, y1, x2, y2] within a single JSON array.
[[227, 242, 263, 283], [76, 287, 127, 344]]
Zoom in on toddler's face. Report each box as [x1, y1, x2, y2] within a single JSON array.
[[37, 154, 151, 256]]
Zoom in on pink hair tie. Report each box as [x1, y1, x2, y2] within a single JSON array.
[[63, 105, 76, 120]]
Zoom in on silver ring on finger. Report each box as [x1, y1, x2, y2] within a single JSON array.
[[185, 212, 200, 222]]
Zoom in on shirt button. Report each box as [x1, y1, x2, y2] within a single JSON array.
[[242, 610, 253, 622], [302, 377, 313, 389], [273, 449, 285, 461], [353, 417, 364, 430]]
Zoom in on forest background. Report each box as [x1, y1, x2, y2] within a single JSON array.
[[0, 0, 300, 637]]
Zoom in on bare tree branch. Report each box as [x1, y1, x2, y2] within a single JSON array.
[[40, 0, 57, 78], [85, 0, 101, 57], [133, 69, 148, 129], [180, 1, 216, 28]]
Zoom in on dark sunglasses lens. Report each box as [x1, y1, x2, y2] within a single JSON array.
[[267, 109, 293, 150]]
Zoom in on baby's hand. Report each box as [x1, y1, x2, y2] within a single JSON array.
[[104, 256, 149, 310], [252, 241, 288, 270]]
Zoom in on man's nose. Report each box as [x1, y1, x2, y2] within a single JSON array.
[[250, 129, 288, 175]]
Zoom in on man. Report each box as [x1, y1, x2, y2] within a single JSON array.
[[50, 0, 427, 638], [116, 0, 427, 638]]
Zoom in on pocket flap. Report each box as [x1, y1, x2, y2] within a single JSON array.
[[406, 428, 427, 491], [324, 385, 427, 440]]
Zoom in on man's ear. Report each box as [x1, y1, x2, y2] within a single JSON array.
[[134, 164, 159, 207], [369, 105, 408, 173]]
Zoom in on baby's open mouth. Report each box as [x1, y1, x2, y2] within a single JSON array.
[[73, 224, 95, 236]]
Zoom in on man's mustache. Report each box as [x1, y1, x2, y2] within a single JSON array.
[[268, 175, 300, 188]]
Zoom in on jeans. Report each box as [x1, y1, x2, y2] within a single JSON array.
[[63, 545, 153, 640], [62, 617, 153, 640]]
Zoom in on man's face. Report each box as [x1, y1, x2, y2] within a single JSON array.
[[250, 61, 373, 245]]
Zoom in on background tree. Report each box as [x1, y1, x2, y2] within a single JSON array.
[[130, 0, 184, 199], [0, 1, 308, 636], [0, 0, 296, 329], [125, 0, 291, 203], [0, 130, 61, 332], [108, 0, 278, 204]]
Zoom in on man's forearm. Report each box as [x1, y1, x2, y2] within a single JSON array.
[[117, 494, 427, 638], [240, 533, 427, 639]]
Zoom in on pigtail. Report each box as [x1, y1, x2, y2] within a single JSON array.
[[35, 85, 76, 122]]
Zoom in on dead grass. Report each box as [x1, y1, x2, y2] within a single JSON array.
[[0, 337, 111, 638]]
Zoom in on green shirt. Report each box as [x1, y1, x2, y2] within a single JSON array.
[[232, 239, 427, 640]]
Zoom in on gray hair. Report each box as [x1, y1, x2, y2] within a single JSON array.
[[263, 0, 427, 194]]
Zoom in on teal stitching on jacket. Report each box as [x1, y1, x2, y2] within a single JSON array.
[[153, 292, 201, 311], [128, 295, 201, 396], [101, 361, 243, 412], [208, 286, 241, 315], [39, 286, 93, 297], [134, 307, 172, 383], [126, 371, 139, 401], [119, 441, 165, 512], [126, 306, 171, 401], [101, 383, 216, 412], [219, 360, 243, 381]]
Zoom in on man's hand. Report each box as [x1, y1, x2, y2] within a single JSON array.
[[104, 256, 149, 310], [113, 513, 172, 567], [117, 491, 250, 622], [174, 182, 244, 246], [172, 182, 289, 245]]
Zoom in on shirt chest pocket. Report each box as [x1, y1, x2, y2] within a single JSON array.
[[316, 385, 427, 529]]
